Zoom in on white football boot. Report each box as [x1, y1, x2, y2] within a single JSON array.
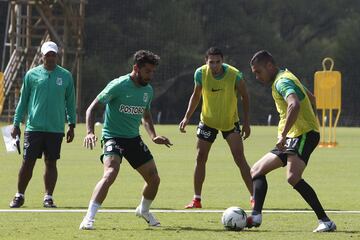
[[79, 217, 95, 230], [135, 206, 161, 227], [313, 220, 336, 232]]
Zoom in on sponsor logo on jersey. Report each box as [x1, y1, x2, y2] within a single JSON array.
[[211, 88, 222, 92], [119, 104, 145, 115]]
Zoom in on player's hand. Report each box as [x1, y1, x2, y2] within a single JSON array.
[[179, 118, 188, 133], [11, 125, 21, 139], [84, 133, 98, 150], [276, 135, 286, 151], [66, 126, 75, 143], [241, 123, 251, 140], [152, 136, 173, 148]]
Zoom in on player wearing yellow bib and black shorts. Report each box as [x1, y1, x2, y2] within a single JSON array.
[[179, 47, 253, 209], [248, 50, 336, 232]]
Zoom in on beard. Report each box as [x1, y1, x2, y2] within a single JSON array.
[[137, 73, 149, 86]]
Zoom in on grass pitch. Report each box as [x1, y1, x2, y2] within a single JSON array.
[[0, 124, 359, 239]]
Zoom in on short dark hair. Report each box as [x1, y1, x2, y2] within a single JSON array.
[[133, 50, 160, 68], [205, 47, 223, 59], [250, 50, 275, 66]]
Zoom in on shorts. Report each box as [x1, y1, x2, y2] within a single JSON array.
[[23, 131, 64, 161], [270, 130, 320, 166], [196, 122, 241, 143], [100, 136, 154, 169]]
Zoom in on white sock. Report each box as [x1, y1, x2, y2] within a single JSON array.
[[194, 195, 201, 200], [15, 193, 24, 198], [86, 200, 101, 220], [44, 194, 53, 201], [140, 196, 152, 213]]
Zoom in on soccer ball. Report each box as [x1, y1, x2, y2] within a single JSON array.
[[221, 206, 247, 231]]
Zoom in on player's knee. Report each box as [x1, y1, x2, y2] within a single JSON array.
[[44, 160, 57, 169], [146, 173, 160, 187], [250, 167, 260, 179], [287, 174, 301, 186]]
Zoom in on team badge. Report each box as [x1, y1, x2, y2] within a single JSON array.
[[143, 93, 148, 102], [56, 77, 63, 86]]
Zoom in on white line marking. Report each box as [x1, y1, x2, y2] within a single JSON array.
[[0, 209, 359, 214]]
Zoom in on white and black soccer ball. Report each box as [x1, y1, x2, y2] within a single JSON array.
[[221, 206, 247, 231]]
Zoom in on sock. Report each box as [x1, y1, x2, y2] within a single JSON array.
[[194, 195, 201, 201], [140, 196, 153, 213], [252, 175, 268, 215], [15, 193, 24, 198], [293, 179, 329, 221], [44, 194, 52, 201], [85, 200, 101, 220]]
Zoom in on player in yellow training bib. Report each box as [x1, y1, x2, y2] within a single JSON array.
[[179, 47, 253, 209], [247, 50, 336, 232]]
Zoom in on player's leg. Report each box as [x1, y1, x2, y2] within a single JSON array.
[[80, 154, 121, 230], [247, 152, 283, 228], [91, 155, 121, 203], [43, 158, 58, 207], [135, 159, 161, 226], [286, 131, 336, 232], [194, 139, 212, 195], [186, 122, 216, 208], [10, 132, 42, 208], [224, 132, 253, 196], [80, 137, 123, 230], [136, 159, 160, 202], [43, 132, 64, 208], [121, 136, 160, 226]]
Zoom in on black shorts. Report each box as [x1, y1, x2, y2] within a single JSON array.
[[23, 131, 64, 161], [100, 136, 154, 169], [271, 131, 320, 166], [196, 122, 241, 143]]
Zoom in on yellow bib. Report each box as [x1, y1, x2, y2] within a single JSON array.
[[200, 64, 239, 131], [272, 69, 319, 137]]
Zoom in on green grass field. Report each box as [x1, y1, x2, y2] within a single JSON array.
[[0, 124, 359, 239]]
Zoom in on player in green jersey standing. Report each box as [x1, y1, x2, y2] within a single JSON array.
[[79, 50, 172, 230], [247, 50, 336, 232], [9, 41, 76, 208]]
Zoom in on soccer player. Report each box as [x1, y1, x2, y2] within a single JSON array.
[[179, 47, 253, 209], [9, 41, 76, 208], [79, 50, 172, 230], [247, 50, 336, 232]]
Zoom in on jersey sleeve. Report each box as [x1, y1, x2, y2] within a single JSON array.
[[235, 71, 243, 84], [13, 72, 31, 126], [275, 78, 305, 100], [194, 68, 202, 86], [65, 73, 76, 124], [97, 79, 120, 104]]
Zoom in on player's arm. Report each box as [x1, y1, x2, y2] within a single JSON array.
[[65, 74, 76, 143], [179, 84, 202, 133], [142, 109, 172, 148], [84, 97, 103, 149], [236, 79, 251, 139], [277, 93, 300, 150], [12, 74, 31, 139]]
